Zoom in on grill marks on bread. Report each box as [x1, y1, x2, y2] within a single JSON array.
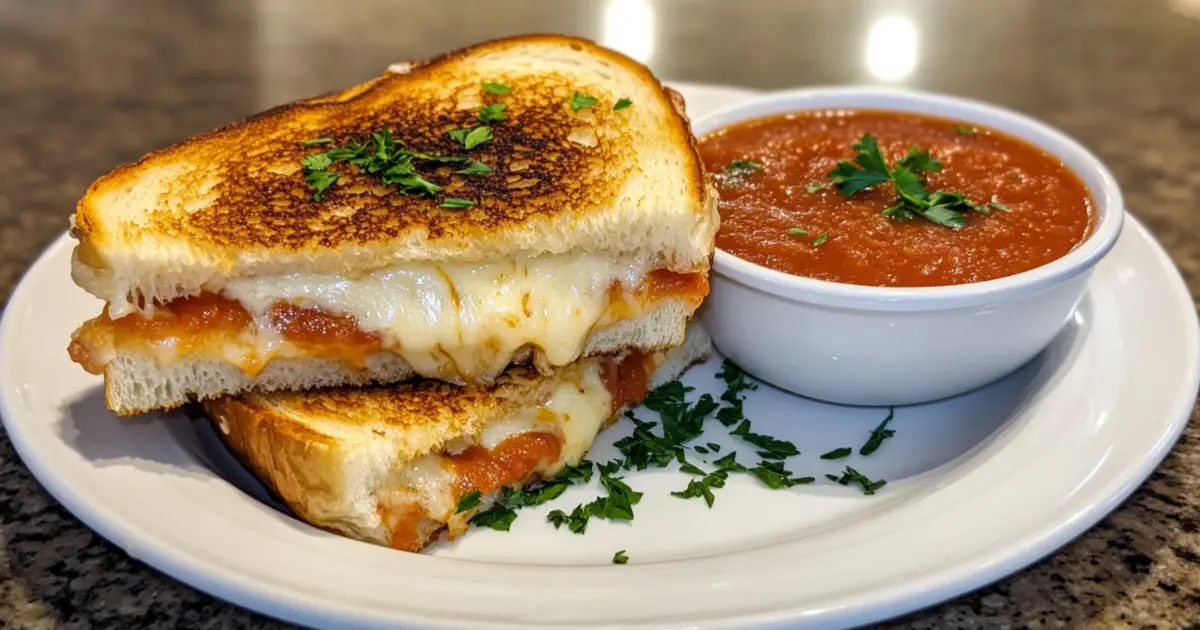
[[148, 72, 633, 251]]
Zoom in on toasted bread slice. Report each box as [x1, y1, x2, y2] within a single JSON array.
[[202, 326, 712, 552], [71, 34, 717, 316]]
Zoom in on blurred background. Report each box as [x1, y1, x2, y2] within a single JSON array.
[[3, 0, 1199, 301], [0, 0, 1199, 627]]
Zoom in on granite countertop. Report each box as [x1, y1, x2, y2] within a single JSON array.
[[1, 0, 1198, 627]]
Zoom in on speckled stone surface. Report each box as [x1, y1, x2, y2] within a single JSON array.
[[0, 0, 1198, 628]]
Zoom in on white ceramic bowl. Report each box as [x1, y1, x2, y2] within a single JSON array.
[[696, 87, 1125, 406]]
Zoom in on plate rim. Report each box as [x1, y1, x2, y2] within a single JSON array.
[[2, 84, 1198, 630]]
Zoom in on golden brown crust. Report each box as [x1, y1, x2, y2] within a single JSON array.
[[203, 396, 367, 540], [234, 362, 561, 433], [75, 34, 708, 258]]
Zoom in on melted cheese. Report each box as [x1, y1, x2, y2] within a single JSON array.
[[381, 361, 614, 529], [221, 253, 652, 382]]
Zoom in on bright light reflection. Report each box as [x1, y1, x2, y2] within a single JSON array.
[[864, 16, 919, 82], [602, 0, 655, 64]]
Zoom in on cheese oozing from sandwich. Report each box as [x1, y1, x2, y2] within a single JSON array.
[[375, 351, 656, 551], [70, 252, 708, 383]]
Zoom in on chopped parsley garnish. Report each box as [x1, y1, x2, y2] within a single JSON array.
[[478, 103, 506, 123], [613, 98, 633, 111], [613, 549, 630, 564], [482, 82, 512, 94], [559, 459, 596, 483], [806, 182, 824, 193], [450, 125, 494, 150], [819, 447, 852, 460], [467, 459, 596, 533], [787, 228, 809, 237], [571, 92, 599, 110], [455, 489, 482, 513], [500, 481, 567, 508], [1010, 173, 1023, 182], [615, 382, 717, 470], [501, 459, 594, 510], [547, 504, 592, 534], [648, 384, 718, 445], [552, 464, 643, 534], [859, 407, 896, 456], [827, 466, 888, 495], [671, 475, 724, 507], [302, 153, 333, 172], [748, 460, 814, 489], [711, 452, 747, 472], [439, 198, 476, 209], [954, 125, 977, 136], [829, 134, 990, 229], [693, 445, 710, 454], [304, 170, 339, 201], [725, 159, 763, 174], [455, 160, 493, 176], [717, 359, 758, 402], [812, 233, 829, 247], [614, 415, 683, 470], [720, 159, 764, 188], [300, 127, 468, 200], [730, 419, 799, 459], [468, 503, 518, 530], [301, 137, 333, 146], [671, 452, 754, 507], [988, 200, 1011, 212], [707, 442, 721, 453], [590, 464, 643, 520], [714, 359, 759, 428]]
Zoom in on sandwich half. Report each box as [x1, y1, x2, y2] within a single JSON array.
[[201, 327, 711, 552], [69, 34, 717, 415]]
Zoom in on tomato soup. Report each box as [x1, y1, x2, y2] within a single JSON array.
[[698, 110, 1094, 287]]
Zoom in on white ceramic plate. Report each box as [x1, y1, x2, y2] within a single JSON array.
[[3, 84, 1198, 630]]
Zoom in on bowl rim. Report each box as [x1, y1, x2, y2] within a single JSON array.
[[694, 86, 1125, 312]]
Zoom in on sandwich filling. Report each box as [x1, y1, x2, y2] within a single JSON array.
[[375, 351, 656, 551], [69, 252, 707, 383]]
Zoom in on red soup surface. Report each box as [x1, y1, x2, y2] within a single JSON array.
[[698, 110, 1095, 287]]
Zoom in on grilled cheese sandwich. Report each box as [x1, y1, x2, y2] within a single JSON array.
[[67, 35, 718, 414], [203, 326, 711, 551]]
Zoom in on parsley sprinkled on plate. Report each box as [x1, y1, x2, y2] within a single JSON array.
[[613, 98, 633, 110], [730, 419, 799, 460], [859, 407, 896, 456], [749, 460, 815, 489], [806, 182, 823, 193], [301, 137, 333, 146], [820, 447, 852, 460], [812, 233, 830, 247], [612, 550, 629, 564], [827, 466, 888, 495], [482, 82, 512, 94], [672, 457, 742, 508]]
